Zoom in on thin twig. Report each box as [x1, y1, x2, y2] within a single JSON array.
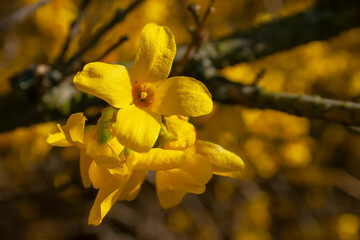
[[67, 0, 144, 65], [0, 0, 52, 33], [188, 4, 201, 26], [56, 0, 91, 65], [93, 35, 129, 62], [172, 0, 215, 76]]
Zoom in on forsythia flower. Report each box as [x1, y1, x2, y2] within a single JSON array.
[[48, 111, 185, 225], [47, 23, 244, 226], [73, 23, 213, 152]]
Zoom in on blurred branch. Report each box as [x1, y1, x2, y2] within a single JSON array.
[[67, 0, 144, 66], [0, 0, 51, 33], [93, 35, 129, 62], [212, 0, 360, 68], [286, 167, 360, 200], [334, 170, 360, 200], [172, 0, 215, 76], [4, 74, 360, 132], [56, 0, 92, 65], [207, 77, 360, 126]]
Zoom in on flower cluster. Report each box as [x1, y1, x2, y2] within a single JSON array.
[[47, 23, 244, 226]]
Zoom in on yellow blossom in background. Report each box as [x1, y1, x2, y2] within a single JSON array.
[[336, 214, 360, 240], [22, 0, 77, 60], [0, 122, 57, 189]]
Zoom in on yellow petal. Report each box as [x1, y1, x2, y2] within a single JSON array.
[[214, 171, 243, 179], [155, 151, 212, 201], [196, 140, 244, 178], [114, 105, 161, 152], [132, 23, 176, 84], [61, 113, 87, 145], [163, 115, 196, 150], [88, 161, 112, 189], [86, 139, 124, 170], [74, 62, 133, 108], [156, 171, 203, 208], [132, 148, 185, 170], [118, 170, 147, 201], [156, 186, 185, 209], [157, 171, 205, 193], [166, 151, 212, 186], [80, 151, 92, 188], [46, 132, 72, 147], [152, 76, 213, 117], [88, 175, 128, 226]]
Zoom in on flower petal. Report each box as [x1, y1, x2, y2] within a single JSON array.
[[165, 151, 212, 186], [132, 23, 176, 84], [155, 151, 212, 207], [80, 151, 92, 188], [61, 112, 87, 145], [196, 140, 244, 178], [156, 185, 185, 209], [86, 137, 125, 170], [88, 175, 127, 226], [132, 148, 185, 170], [46, 131, 72, 147], [74, 62, 133, 108], [156, 171, 202, 208], [164, 115, 196, 150], [118, 170, 147, 201], [152, 76, 213, 117], [88, 161, 112, 189], [114, 105, 161, 152]]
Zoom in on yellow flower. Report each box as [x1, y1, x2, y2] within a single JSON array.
[[47, 112, 187, 183], [47, 112, 188, 224], [155, 115, 245, 208], [73, 23, 213, 152]]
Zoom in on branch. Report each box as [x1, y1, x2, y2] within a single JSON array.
[[0, 0, 52, 33], [92, 35, 128, 62], [56, 0, 91, 65], [207, 77, 360, 125], [172, 0, 215, 76], [212, 0, 360, 68], [67, 0, 144, 65]]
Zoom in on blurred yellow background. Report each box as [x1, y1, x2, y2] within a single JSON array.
[[1, 0, 360, 239]]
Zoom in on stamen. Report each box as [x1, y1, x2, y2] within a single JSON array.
[[141, 92, 148, 100]]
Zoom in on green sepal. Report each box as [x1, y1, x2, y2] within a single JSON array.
[[96, 107, 118, 145]]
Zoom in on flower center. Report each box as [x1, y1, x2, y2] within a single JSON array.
[[140, 92, 148, 100], [132, 83, 155, 108]]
